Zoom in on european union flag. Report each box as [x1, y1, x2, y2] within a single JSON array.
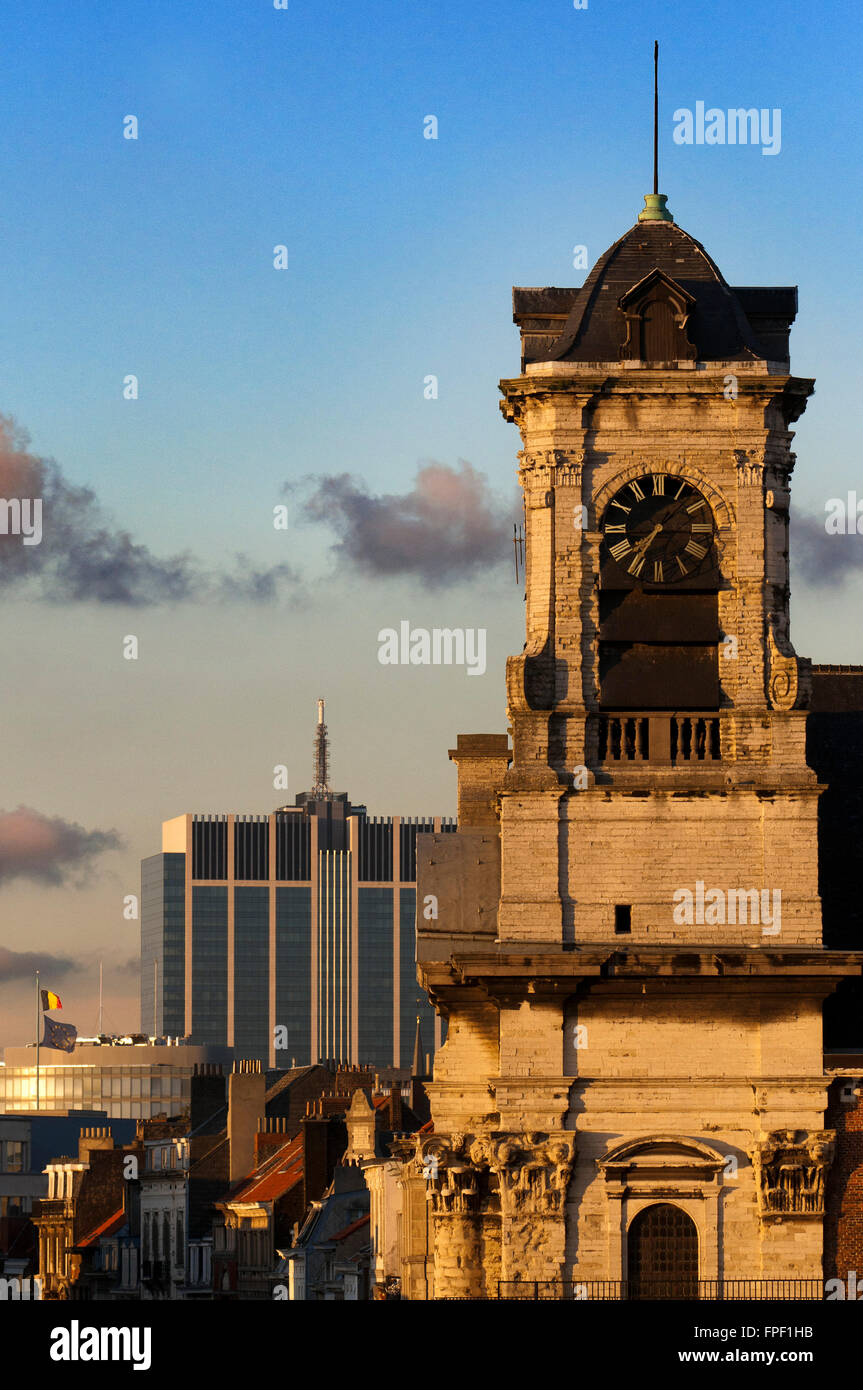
[[42, 1018, 77, 1053]]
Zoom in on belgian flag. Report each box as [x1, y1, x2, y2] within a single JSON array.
[[40, 989, 62, 1011]]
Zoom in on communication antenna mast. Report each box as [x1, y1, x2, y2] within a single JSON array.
[[311, 697, 332, 799]]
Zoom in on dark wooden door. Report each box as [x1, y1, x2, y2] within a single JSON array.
[[626, 1203, 699, 1300], [641, 298, 677, 360]]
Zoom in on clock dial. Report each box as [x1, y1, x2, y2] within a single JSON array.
[[601, 473, 715, 584]]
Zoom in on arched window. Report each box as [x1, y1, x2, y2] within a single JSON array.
[[627, 1203, 698, 1300]]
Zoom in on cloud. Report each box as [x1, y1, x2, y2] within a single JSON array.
[[791, 506, 863, 589], [0, 947, 82, 983], [298, 460, 521, 586], [0, 415, 300, 605], [113, 957, 141, 978], [0, 806, 122, 886], [214, 556, 299, 602]]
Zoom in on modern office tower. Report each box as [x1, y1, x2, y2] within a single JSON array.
[[141, 704, 453, 1068]]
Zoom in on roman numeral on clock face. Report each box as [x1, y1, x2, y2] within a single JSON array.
[[653, 560, 664, 582], [628, 554, 645, 577], [691, 523, 712, 533], [609, 539, 631, 560], [611, 501, 631, 514], [629, 480, 646, 501], [685, 540, 707, 559], [686, 500, 705, 514], [652, 474, 666, 495], [605, 523, 627, 533], [676, 556, 689, 576]]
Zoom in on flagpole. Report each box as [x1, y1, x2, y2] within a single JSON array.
[[98, 961, 103, 1036], [35, 971, 40, 1113]]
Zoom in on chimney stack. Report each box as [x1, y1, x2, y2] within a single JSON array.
[[228, 1059, 266, 1182]]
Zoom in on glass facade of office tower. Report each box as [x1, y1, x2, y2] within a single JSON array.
[[141, 799, 452, 1068]]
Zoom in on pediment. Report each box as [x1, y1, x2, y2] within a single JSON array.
[[618, 268, 696, 314], [598, 1134, 726, 1179]]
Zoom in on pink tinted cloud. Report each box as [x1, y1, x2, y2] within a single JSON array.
[[0, 806, 121, 886]]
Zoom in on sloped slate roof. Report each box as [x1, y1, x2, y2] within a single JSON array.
[[542, 219, 774, 363], [329, 1213, 370, 1243]]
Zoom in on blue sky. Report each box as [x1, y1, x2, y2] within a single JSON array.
[[1, 0, 862, 1042]]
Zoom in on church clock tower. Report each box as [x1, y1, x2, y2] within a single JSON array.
[[411, 190, 861, 1300]]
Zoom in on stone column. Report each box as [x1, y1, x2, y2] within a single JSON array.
[[488, 1133, 575, 1289]]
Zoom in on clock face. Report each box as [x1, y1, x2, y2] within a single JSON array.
[[600, 473, 715, 585]]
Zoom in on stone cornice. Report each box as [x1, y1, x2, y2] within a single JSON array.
[[499, 373, 815, 427], [418, 948, 863, 994]]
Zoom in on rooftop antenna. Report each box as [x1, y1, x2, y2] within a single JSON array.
[[311, 697, 332, 799], [639, 40, 674, 223]]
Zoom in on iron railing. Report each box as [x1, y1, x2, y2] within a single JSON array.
[[496, 1279, 823, 1301]]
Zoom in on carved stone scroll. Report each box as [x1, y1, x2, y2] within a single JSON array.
[[766, 615, 800, 711]]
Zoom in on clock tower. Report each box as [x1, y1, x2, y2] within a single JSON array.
[[411, 191, 862, 1299]]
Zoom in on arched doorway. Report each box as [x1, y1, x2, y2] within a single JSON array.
[[627, 1203, 698, 1299]]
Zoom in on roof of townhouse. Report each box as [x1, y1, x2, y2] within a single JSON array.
[[75, 1207, 126, 1249], [221, 1133, 304, 1205]]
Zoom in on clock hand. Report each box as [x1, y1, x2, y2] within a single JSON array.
[[631, 523, 662, 559]]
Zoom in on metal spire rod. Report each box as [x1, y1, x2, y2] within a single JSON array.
[[653, 41, 659, 196], [35, 970, 40, 1112]]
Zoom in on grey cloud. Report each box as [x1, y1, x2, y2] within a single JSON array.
[[0, 947, 82, 983], [791, 505, 863, 589], [298, 460, 521, 587], [0, 415, 300, 605]]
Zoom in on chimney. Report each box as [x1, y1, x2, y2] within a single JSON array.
[[389, 1085, 403, 1132], [228, 1060, 266, 1182], [301, 1109, 345, 1211], [190, 1064, 226, 1131], [78, 1126, 114, 1163], [254, 1116, 291, 1165]]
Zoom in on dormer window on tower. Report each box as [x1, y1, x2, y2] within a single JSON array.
[[619, 270, 696, 362]]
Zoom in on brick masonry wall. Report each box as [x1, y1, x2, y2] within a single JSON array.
[[825, 1076, 863, 1281]]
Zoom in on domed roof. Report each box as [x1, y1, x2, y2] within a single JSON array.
[[544, 204, 777, 364]]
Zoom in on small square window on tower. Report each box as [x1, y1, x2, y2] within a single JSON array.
[[614, 905, 632, 935]]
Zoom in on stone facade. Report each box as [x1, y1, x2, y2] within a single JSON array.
[[410, 197, 862, 1298]]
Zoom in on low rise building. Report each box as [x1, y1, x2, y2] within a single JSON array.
[[0, 1111, 136, 1282], [0, 1038, 233, 1120], [34, 1126, 143, 1300]]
